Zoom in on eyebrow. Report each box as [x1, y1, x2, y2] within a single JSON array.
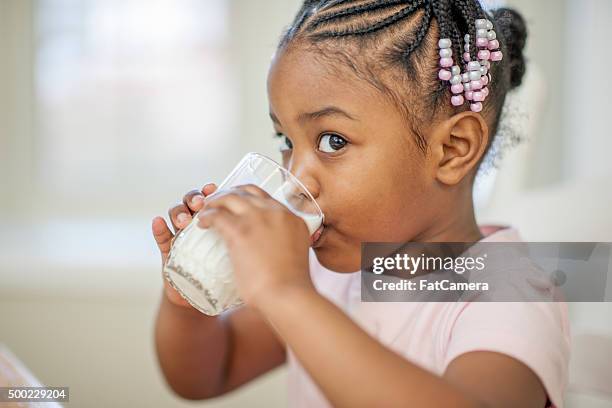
[[269, 106, 358, 126]]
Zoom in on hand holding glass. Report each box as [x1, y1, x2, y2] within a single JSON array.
[[163, 152, 324, 315]]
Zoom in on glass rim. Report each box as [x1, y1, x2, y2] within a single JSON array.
[[238, 152, 324, 222]]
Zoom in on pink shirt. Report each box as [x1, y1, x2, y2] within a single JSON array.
[[287, 226, 570, 407]]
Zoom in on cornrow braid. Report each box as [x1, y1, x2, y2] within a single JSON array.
[[402, 0, 433, 59], [454, 0, 484, 61], [318, 0, 354, 12], [431, 0, 451, 40], [312, 1, 425, 39], [310, 0, 408, 30]]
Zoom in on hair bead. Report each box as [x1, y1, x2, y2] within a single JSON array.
[[438, 69, 452, 81], [467, 61, 481, 71], [469, 70, 481, 81], [475, 19, 488, 29], [477, 50, 491, 60], [438, 38, 452, 49], [450, 75, 462, 85], [451, 95, 465, 106], [487, 40, 500, 50], [439, 48, 452, 58], [490, 51, 503, 61], [470, 102, 483, 112], [476, 37, 488, 47], [473, 91, 485, 102], [470, 79, 483, 90], [432, 16, 503, 112], [441, 57, 455, 67], [451, 84, 464, 94]]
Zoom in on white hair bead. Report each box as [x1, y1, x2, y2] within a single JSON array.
[[451, 66, 461, 76], [475, 19, 488, 29], [439, 48, 452, 58], [467, 61, 481, 71], [476, 29, 488, 38], [486, 20, 493, 30], [450, 75, 462, 85], [469, 70, 482, 81], [487, 30, 497, 41], [462, 72, 470, 83], [438, 38, 452, 49]]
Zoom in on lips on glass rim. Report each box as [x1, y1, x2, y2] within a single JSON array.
[[311, 223, 327, 246]]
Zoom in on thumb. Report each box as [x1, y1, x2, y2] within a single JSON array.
[[152, 216, 174, 264]]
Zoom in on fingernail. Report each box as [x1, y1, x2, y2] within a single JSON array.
[[192, 195, 203, 205], [177, 213, 190, 225]]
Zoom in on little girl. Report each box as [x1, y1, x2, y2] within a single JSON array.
[[152, 1, 569, 407]]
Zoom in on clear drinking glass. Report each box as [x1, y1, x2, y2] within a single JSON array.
[[163, 152, 324, 316]]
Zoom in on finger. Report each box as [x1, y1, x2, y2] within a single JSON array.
[[152, 216, 174, 263], [183, 189, 205, 213], [198, 208, 239, 244], [168, 203, 193, 233], [233, 184, 271, 199], [202, 183, 218, 196], [204, 191, 262, 216], [235, 184, 294, 211]]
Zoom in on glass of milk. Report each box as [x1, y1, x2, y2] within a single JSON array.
[[163, 152, 324, 316]]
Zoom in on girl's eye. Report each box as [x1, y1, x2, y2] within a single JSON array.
[[318, 133, 348, 153], [274, 132, 293, 152]]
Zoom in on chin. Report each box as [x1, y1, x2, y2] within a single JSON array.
[[313, 245, 360, 273]]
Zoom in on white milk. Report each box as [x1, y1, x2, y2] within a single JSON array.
[[163, 187, 322, 316]]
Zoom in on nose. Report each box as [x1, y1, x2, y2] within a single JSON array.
[[287, 154, 320, 201]]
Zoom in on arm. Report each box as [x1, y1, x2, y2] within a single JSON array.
[[258, 285, 546, 408], [154, 298, 286, 400], [152, 184, 286, 400]]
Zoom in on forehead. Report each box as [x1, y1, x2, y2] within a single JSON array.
[[266, 46, 396, 123]]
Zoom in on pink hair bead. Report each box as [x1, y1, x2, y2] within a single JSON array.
[[491, 51, 503, 61], [476, 37, 488, 47], [473, 91, 485, 102], [451, 95, 464, 106], [440, 57, 453, 68], [470, 102, 483, 113], [465, 91, 474, 100], [463, 52, 471, 62], [482, 87, 490, 97], [487, 40, 500, 50], [481, 75, 489, 85], [451, 84, 464, 94], [477, 50, 491, 60], [470, 79, 483, 90], [438, 69, 452, 81]]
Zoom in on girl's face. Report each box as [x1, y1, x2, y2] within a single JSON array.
[[267, 48, 449, 272]]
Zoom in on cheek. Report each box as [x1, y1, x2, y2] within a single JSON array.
[[326, 154, 430, 241]]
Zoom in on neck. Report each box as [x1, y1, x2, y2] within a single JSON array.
[[413, 190, 484, 243]]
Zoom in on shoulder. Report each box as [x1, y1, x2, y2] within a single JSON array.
[[443, 301, 570, 407]]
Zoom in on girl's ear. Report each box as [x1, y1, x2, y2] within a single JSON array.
[[430, 111, 490, 186]]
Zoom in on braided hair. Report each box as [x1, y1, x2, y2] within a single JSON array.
[[277, 0, 527, 155]]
